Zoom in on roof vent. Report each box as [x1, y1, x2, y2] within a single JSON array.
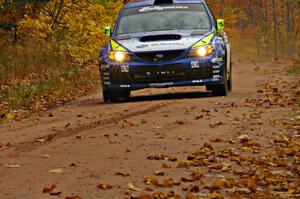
[[154, 0, 173, 5]]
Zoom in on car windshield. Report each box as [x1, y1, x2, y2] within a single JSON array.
[[116, 4, 211, 35]]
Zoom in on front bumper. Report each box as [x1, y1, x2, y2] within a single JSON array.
[[99, 56, 225, 90]]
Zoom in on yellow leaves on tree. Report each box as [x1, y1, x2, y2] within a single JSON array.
[[18, 14, 53, 39], [17, 0, 118, 63], [61, 3, 112, 63]]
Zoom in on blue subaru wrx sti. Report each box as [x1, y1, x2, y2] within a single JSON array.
[[99, 0, 232, 102]]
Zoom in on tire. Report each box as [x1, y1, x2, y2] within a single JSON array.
[[211, 81, 228, 96], [227, 61, 232, 92], [103, 89, 130, 103], [206, 66, 228, 97]]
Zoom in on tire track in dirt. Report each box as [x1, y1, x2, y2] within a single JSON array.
[[7, 101, 175, 153]]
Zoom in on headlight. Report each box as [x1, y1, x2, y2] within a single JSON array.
[[188, 45, 214, 58], [109, 51, 130, 62]]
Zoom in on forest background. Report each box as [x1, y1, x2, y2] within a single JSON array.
[[0, 0, 299, 122]]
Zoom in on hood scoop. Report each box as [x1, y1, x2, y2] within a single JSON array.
[[140, 34, 181, 42]]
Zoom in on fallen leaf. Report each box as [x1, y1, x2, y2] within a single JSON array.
[[190, 185, 200, 193], [127, 182, 142, 191], [144, 176, 159, 186], [242, 147, 252, 153], [122, 119, 134, 128], [213, 178, 227, 188], [6, 164, 20, 168], [174, 120, 185, 125], [40, 154, 50, 159], [209, 122, 224, 128], [186, 192, 201, 199], [65, 195, 82, 199], [238, 135, 250, 143], [177, 160, 195, 168], [210, 137, 223, 142], [161, 178, 176, 187], [191, 171, 203, 180], [155, 170, 165, 176], [43, 184, 56, 193], [50, 189, 62, 196], [162, 154, 177, 162], [161, 163, 171, 169], [209, 192, 224, 199], [181, 176, 194, 182], [49, 168, 64, 174], [97, 183, 113, 190], [46, 134, 56, 141], [115, 172, 130, 177]]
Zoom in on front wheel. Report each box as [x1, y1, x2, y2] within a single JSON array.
[[227, 61, 232, 92], [206, 67, 229, 97], [208, 82, 228, 96], [103, 89, 130, 103]]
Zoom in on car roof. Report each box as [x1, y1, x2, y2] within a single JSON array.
[[125, 0, 205, 9]]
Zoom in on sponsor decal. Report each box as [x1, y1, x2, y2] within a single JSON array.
[[156, 54, 164, 59], [101, 64, 110, 69], [150, 42, 184, 47], [191, 61, 200, 68], [213, 70, 220, 74], [139, 6, 189, 13], [192, 80, 203, 83], [150, 82, 174, 87], [136, 44, 149, 48], [104, 82, 111, 85], [212, 65, 220, 69], [121, 65, 129, 73], [212, 58, 223, 63], [120, 85, 130, 88]]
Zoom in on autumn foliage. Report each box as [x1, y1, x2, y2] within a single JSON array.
[[206, 0, 300, 59], [0, 0, 122, 120]]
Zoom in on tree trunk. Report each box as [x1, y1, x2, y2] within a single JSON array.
[[272, 0, 278, 59]]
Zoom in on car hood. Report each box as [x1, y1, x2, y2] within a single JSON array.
[[114, 30, 210, 52]]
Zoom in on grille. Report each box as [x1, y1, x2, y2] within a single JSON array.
[[134, 50, 184, 62], [134, 64, 186, 83], [109, 64, 215, 85], [188, 68, 214, 80]]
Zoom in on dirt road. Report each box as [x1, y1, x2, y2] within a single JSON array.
[[0, 60, 299, 199]]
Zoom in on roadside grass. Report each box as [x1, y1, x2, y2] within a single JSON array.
[[288, 57, 300, 75], [296, 97, 300, 106], [0, 39, 99, 122], [0, 65, 99, 121], [288, 64, 300, 75]]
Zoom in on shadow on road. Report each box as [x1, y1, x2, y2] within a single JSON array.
[[73, 91, 214, 107], [121, 91, 214, 103]]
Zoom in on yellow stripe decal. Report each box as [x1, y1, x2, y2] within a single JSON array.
[[192, 33, 214, 48], [110, 40, 127, 52]]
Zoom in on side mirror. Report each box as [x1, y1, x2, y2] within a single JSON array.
[[104, 26, 112, 37], [217, 19, 225, 33]]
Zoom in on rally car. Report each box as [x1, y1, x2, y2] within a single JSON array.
[[99, 0, 232, 102]]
